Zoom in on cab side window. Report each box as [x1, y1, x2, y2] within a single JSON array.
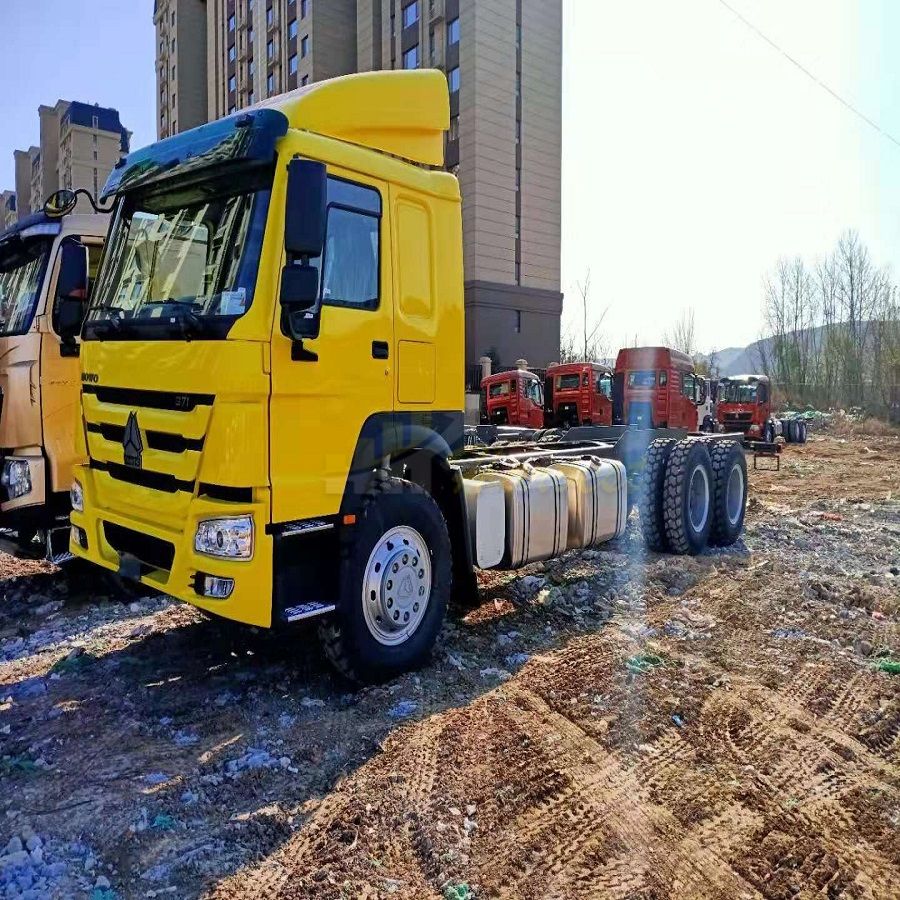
[[319, 178, 381, 310], [682, 372, 696, 400], [659, 370, 668, 387]]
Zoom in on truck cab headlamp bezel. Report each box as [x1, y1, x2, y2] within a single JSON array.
[[70, 479, 84, 513], [194, 516, 254, 560], [1, 458, 33, 501]]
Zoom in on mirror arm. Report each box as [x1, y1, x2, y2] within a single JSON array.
[[291, 340, 318, 363], [74, 188, 114, 215]]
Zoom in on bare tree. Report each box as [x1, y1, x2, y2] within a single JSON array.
[[560, 269, 610, 363], [663, 309, 697, 356]]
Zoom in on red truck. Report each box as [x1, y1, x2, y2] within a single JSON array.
[[613, 347, 706, 429], [717, 374, 807, 443], [481, 369, 545, 427], [544, 362, 613, 427]]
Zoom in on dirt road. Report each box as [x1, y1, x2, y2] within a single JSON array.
[[1, 433, 898, 899]]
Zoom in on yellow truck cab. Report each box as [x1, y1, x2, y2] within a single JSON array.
[[68, 71, 467, 679], [0, 207, 106, 562]]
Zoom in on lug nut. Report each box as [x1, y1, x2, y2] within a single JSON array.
[[404, 612, 410, 622], [393, 611, 400, 621]]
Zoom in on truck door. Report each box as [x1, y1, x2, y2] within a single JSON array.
[[612, 372, 625, 425], [270, 172, 393, 523], [40, 237, 104, 495]]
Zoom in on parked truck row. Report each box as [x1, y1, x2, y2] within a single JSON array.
[[484, 354, 808, 446], [0, 71, 751, 682]]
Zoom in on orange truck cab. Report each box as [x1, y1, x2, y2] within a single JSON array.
[[717, 374, 774, 441], [613, 346, 703, 429], [544, 362, 613, 428], [481, 369, 544, 427]]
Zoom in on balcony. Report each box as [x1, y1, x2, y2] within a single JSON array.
[[429, 0, 444, 23]]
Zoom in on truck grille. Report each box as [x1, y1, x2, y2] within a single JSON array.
[[82, 384, 214, 412], [103, 522, 175, 572]]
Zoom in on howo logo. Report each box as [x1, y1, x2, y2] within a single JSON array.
[[123, 411, 143, 469], [81, 373, 99, 384]]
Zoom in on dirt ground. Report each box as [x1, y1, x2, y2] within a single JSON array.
[[1, 432, 898, 899]]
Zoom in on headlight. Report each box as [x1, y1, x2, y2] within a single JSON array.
[[70, 479, 84, 513], [1, 459, 32, 500], [194, 516, 254, 560]]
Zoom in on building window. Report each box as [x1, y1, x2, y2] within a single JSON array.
[[171, 10, 175, 24], [301, 74, 309, 86], [402, 1, 419, 29], [248, 27, 254, 46], [448, 116, 459, 141], [229, 105, 236, 114], [172, 92, 176, 108], [228, 44, 236, 61], [249, 90, 255, 104], [403, 45, 419, 69], [448, 66, 460, 93], [301, 0, 309, 17], [249, 58, 255, 76], [301, 34, 309, 57], [171, 37, 176, 52], [249, 0, 253, 9], [447, 17, 460, 45], [429, 28, 435, 64], [267, 72, 275, 94], [267, 38, 274, 58], [228, 13, 235, 31], [267, 6, 274, 26], [92, 114, 99, 128], [289, 53, 298, 74], [229, 75, 236, 92], [93, 150, 98, 160], [171, 65, 176, 79], [288, 18, 297, 39], [515, 311, 522, 334]]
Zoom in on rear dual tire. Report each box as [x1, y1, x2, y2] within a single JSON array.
[[640, 438, 747, 554]]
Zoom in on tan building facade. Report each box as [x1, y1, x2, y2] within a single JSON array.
[[0, 191, 16, 231], [10, 101, 130, 220], [153, 0, 562, 369]]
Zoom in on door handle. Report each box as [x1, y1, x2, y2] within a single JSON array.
[[372, 340, 389, 360]]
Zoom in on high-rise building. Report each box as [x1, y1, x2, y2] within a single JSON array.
[[11, 101, 130, 220], [0, 191, 16, 231], [155, 0, 209, 139], [153, 0, 562, 368], [359, 0, 562, 369]]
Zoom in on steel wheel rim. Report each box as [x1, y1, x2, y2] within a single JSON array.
[[688, 464, 710, 533], [362, 525, 431, 646], [726, 463, 744, 525]]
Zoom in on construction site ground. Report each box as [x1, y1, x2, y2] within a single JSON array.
[[0, 430, 898, 899]]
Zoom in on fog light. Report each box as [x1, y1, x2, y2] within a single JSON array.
[[194, 516, 253, 559], [202, 576, 234, 599], [70, 479, 84, 512], [70, 525, 87, 549], [1, 459, 32, 500]]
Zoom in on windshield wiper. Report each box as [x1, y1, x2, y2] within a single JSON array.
[[87, 310, 138, 340], [163, 301, 205, 340]]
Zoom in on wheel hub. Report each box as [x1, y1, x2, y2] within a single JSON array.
[[363, 526, 431, 646], [687, 464, 710, 533], [726, 464, 744, 525]]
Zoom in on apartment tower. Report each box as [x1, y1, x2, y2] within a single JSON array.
[[154, 0, 563, 368], [363, 0, 561, 369], [11, 101, 130, 220]]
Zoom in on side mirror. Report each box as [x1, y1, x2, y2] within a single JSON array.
[[53, 240, 89, 350], [285, 158, 326, 257], [44, 189, 78, 218]]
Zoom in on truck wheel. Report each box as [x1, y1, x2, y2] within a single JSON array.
[[638, 438, 678, 552], [708, 441, 747, 546], [663, 439, 714, 555], [798, 422, 807, 444], [763, 422, 775, 444], [318, 478, 451, 683]]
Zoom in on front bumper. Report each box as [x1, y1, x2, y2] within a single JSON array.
[[70, 464, 274, 627]]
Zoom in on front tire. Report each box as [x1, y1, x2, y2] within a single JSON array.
[[318, 478, 451, 683], [662, 439, 714, 555], [708, 441, 747, 546]]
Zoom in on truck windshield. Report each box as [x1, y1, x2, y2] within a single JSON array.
[[721, 381, 758, 403], [0, 239, 51, 338], [84, 172, 271, 341], [556, 374, 581, 391], [489, 381, 511, 398], [627, 370, 657, 388]]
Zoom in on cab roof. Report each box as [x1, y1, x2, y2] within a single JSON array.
[[104, 70, 451, 199], [258, 70, 450, 167], [721, 374, 769, 384], [615, 346, 694, 369]]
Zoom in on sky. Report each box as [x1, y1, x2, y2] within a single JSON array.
[[1, 0, 898, 352]]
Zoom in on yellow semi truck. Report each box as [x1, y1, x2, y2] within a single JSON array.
[[66, 71, 747, 681], [0, 203, 106, 563]]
